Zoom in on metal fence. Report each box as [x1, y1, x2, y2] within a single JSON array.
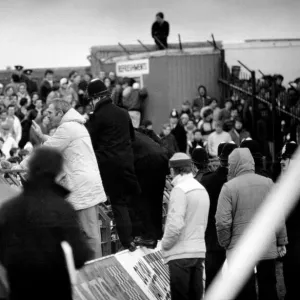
[[219, 49, 300, 161]]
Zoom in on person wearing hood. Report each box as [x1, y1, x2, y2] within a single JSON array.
[[131, 130, 169, 249], [85, 79, 140, 252], [0, 147, 92, 300], [240, 138, 270, 178], [23, 99, 106, 259], [200, 142, 237, 289], [216, 148, 288, 300], [280, 142, 300, 300], [191, 146, 210, 182]]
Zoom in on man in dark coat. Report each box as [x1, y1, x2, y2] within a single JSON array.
[[151, 12, 170, 50], [240, 138, 271, 178], [22, 69, 38, 95], [85, 79, 140, 251], [0, 147, 91, 300], [170, 109, 187, 153], [200, 142, 237, 289], [131, 130, 169, 248], [280, 141, 300, 300]]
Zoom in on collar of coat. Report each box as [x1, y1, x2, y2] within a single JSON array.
[[172, 173, 194, 186], [94, 97, 113, 112]]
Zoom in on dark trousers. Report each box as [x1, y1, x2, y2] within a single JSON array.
[[283, 241, 300, 300], [109, 194, 134, 247], [205, 250, 226, 289], [136, 168, 166, 241], [168, 258, 204, 300], [235, 259, 278, 300]]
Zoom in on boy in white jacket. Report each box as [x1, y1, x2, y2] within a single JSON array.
[[162, 153, 210, 300]]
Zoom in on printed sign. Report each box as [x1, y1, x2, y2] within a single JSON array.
[[74, 243, 170, 300], [116, 59, 150, 77]]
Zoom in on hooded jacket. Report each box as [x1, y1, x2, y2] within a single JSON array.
[[216, 148, 287, 260], [21, 108, 106, 210]]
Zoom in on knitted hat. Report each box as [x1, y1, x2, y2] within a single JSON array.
[[280, 142, 298, 160], [240, 138, 263, 159], [169, 153, 192, 168], [170, 109, 179, 119], [60, 78, 68, 86], [192, 146, 209, 165], [219, 142, 238, 160]]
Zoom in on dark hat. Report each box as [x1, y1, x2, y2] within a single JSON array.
[[274, 74, 284, 81], [192, 146, 209, 165], [183, 100, 191, 106], [219, 142, 238, 160], [15, 65, 24, 71], [170, 109, 179, 119], [87, 79, 108, 99], [294, 78, 300, 84], [23, 69, 33, 75], [280, 142, 298, 160], [240, 138, 263, 159]]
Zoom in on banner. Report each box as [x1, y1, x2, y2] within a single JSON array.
[[116, 59, 150, 77], [73, 242, 170, 300]]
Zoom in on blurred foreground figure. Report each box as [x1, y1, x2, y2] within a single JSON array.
[[216, 148, 287, 300], [162, 153, 209, 300], [280, 141, 300, 300], [0, 147, 92, 300], [86, 79, 140, 251]]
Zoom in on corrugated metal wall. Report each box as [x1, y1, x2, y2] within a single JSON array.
[[143, 53, 221, 132]]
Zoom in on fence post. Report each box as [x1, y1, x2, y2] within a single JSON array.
[[271, 80, 277, 163], [220, 49, 226, 106], [251, 71, 257, 139]]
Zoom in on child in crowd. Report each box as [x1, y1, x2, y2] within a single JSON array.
[[160, 123, 179, 155]]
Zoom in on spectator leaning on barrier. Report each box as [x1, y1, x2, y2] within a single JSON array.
[[162, 153, 209, 300], [216, 148, 287, 300], [200, 142, 237, 289], [23, 99, 106, 259], [280, 141, 300, 300], [0, 147, 92, 300]]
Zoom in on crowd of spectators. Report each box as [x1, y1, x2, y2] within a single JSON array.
[[0, 66, 147, 172]]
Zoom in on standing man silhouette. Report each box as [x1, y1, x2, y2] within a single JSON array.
[[151, 12, 170, 50]]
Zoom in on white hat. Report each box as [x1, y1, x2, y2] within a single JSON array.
[[60, 78, 68, 86]]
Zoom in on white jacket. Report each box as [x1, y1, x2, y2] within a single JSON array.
[[21, 108, 106, 210], [161, 173, 210, 263]]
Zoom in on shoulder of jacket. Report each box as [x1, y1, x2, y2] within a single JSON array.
[[176, 178, 206, 193]]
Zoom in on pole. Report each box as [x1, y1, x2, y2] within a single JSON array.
[[137, 40, 151, 52], [220, 49, 226, 105], [118, 43, 131, 55], [271, 79, 277, 163], [251, 71, 257, 139], [178, 34, 183, 51]]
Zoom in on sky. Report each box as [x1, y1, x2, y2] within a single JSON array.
[[1, 0, 300, 69]]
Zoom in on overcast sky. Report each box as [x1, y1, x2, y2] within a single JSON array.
[[1, 0, 299, 69]]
